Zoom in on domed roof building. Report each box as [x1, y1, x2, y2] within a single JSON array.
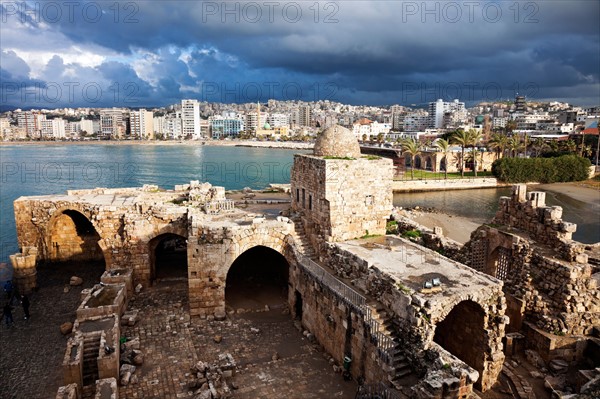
[[313, 125, 361, 158]]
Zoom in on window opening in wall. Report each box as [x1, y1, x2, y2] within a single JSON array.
[[302, 188, 306, 208]]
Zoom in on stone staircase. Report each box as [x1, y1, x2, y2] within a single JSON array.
[[82, 333, 101, 387], [291, 216, 414, 394], [290, 217, 316, 259], [367, 303, 416, 391]]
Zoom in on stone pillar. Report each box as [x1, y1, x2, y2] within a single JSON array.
[[527, 192, 546, 208], [9, 246, 38, 294], [512, 184, 527, 203]]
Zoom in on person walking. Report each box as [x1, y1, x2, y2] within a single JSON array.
[[21, 295, 30, 320], [3, 303, 14, 327]]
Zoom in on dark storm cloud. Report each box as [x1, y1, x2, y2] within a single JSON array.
[[1, 0, 598, 106]]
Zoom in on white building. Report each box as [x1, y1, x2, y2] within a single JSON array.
[[100, 108, 125, 138], [267, 113, 290, 128], [492, 117, 508, 130], [40, 118, 66, 139], [80, 119, 96, 135], [181, 99, 202, 139], [428, 99, 466, 128], [352, 118, 391, 140], [130, 109, 154, 139]]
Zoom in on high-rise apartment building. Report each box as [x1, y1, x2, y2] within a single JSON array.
[[299, 105, 312, 127], [428, 99, 466, 128], [100, 108, 125, 138], [130, 109, 154, 139], [181, 99, 202, 139]]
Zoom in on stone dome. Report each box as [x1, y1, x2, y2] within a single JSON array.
[[313, 125, 361, 158]]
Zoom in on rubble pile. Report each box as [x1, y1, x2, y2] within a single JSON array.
[[187, 354, 237, 399]]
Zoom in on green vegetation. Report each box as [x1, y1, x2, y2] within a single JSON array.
[[386, 220, 398, 234], [362, 155, 381, 160], [492, 155, 591, 183], [402, 229, 422, 239], [396, 282, 411, 294], [442, 363, 451, 370], [360, 233, 381, 239]]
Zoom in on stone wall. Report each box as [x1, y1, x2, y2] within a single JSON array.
[[287, 250, 391, 385], [492, 184, 587, 262], [464, 185, 600, 336], [291, 155, 393, 255], [325, 239, 507, 393], [186, 216, 292, 317]]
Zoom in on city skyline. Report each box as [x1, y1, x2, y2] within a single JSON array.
[[1, 1, 599, 109]]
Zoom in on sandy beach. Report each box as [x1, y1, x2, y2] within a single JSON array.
[[533, 182, 600, 204], [410, 211, 482, 244], [408, 181, 599, 244]]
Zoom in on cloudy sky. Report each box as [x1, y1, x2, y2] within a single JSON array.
[[1, 0, 598, 108]]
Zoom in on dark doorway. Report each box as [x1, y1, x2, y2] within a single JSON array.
[[225, 246, 289, 312], [149, 234, 188, 281], [434, 300, 486, 388]]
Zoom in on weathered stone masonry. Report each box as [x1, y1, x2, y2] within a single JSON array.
[[11, 125, 512, 398]]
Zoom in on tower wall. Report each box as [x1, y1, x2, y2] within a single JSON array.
[[291, 154, 393, 244]]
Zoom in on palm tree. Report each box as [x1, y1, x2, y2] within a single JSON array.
[[467, 129, 483, 176], [451, 129, 470, 177], [506, 120, 517, 134], [531, 138, 547, 157], [507, 136, 523, 158], [522, 133, 530, 158], [401, 138, 421, 180], [561, 139, 577, 154], [435, 138, 450, 180], [487, 133, 508, 159]]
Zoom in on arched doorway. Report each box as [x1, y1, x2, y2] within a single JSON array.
[[486, 246, 511, 281], [434, 300, 486, 387], [149, 233, 188, 282], [404, 154, 412, 167], [440, 156, 447, 172], [49, 210, 104, 263], [415, 155, 422, 169], [225, 246, 289, 312], [425, 156, 433, 171]]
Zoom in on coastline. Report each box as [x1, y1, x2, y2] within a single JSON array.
[[0, 139, 314, 150], [532, 182, 600, 204]]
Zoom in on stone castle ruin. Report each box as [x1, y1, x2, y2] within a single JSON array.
[[8, 125, 599, 398]]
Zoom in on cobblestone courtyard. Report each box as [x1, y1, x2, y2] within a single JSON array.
[[0, 267, 358, 399]]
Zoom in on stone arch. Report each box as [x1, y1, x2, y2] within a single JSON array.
[[433, 300, 487, 388], [404, 153, 412, 167], [47, 208, 104, 264], [148, 232, 188, 282], [440, 156, 447, 171], [225, 245, 290, 311], [414, 155, 422, 169], [425, 156, 433, 171]]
